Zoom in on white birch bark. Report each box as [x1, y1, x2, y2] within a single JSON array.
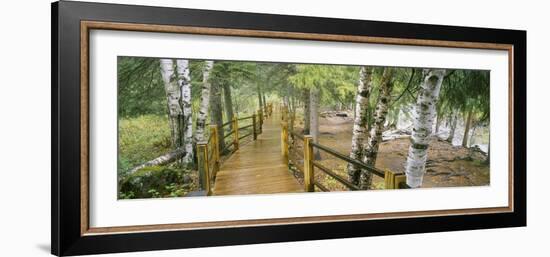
[[176, 59, 193, 166], [195, 61, 213, 143], [128, 148, 186, 174], [405, 69, 446, 188], [159, 59, 183, 149], [347, 67, 373, 185], [361, 67, 394, 189]]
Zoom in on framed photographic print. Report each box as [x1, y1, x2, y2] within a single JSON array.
[[51, 1, 526, 256]]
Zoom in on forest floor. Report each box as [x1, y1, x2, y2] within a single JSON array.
[[290, 112, 490, 191], [118, 115, 201, 199]]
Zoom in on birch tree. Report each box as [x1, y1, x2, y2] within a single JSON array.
[[347, 66, 373, 186], [404, 69, 446, 188], [159, 59, 184, 150], [175, 59, 194, 166], [361, 67, 394, 189], [195, 61, 214, 143]]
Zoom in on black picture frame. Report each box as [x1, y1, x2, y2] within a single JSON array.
[[51, 1, 526, 256]]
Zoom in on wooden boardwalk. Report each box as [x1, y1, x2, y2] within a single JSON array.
[[213, 113, 303, 196]]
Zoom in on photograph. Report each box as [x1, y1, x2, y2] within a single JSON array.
[[117, 57, 490, 199]]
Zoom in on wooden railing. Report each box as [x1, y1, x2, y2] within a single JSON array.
[[280, 105, 407, 192], [196, 106, 269, 195], [196, 125, 220, 195]]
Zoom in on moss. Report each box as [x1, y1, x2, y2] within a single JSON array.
[[119, 165, 194, 199]]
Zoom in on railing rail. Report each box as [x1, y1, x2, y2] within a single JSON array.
[[281, 104, 406, 192], [310, 141, 385, 178]]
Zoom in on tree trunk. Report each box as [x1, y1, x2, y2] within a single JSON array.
[[309, 87, 321, 159], [290, 86, 296, 111], [210, 81, 225, 153], [283, 92, 292, 110], [352, 100, 356, 120], [175, 59, 194, 167], [404, 69, 446, 188], [469, 124, 477, 147], [257, 84, 263, 112], [222, 83, 234, 130], [462, 108, 473, 147], [128, 148, 186, 174], [435, 114, 441, 134], [361, 67, 395, 189], [347, 66, 373, 186], [159, 59, 184, 150], [303, 88, 311, 134], [195, 61, 213, 143], [262, 92, 267, 113], [447, 110, 458, 143], [290, 86, 297, 130], [366, 107, 373, 132]]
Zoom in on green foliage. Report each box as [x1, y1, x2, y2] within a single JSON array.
[[288, 64, 359, 108], [118, 56, 166, 117], [439, 69, 490, 123], [118, 115, 171, 176], [118, 165, 194, 199]]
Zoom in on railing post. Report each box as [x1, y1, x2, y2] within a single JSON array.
[[210, 125, 220, 172], [384, 170, 395, 189], [252, 114, 257, 140], [303, 135, 314, 192], [395, 174, 407, 189], [233, 117, 239, 150], [384, 170, 407, 189], [281, 121, 289, 160], [197, 142, 211, 195]]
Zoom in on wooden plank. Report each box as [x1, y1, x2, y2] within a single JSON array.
[[213, 112, 303, 196]]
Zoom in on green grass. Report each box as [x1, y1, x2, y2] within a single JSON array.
[[118, 115, 172, 177]]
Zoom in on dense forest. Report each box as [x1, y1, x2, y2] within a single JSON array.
[[118, 56, 490, 199]]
